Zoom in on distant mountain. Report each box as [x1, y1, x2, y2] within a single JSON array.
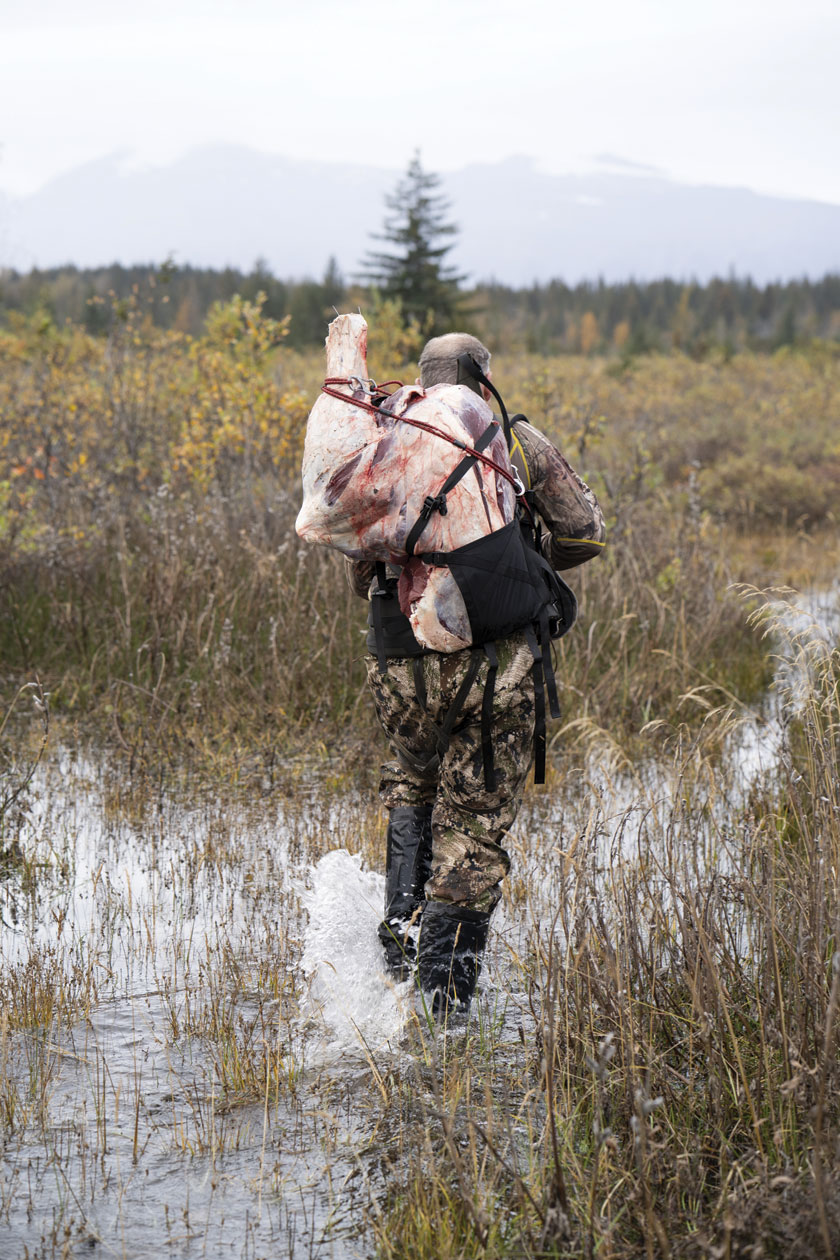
[[2, 146, 838, 285]]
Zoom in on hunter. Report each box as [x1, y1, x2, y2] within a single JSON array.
[[346, 332, 606, 1016]]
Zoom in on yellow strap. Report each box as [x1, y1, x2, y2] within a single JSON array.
[[553, 536, 607, 548], [509, 428, 531, 489]]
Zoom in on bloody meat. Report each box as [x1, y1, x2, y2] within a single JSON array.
[[295, 314, 517, 652]]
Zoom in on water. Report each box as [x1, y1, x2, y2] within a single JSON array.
[[300, 849, 412, 1061], [721, 583, 840, 785], [0, 768, 396, 1258], [1, 584, 838, 1258]]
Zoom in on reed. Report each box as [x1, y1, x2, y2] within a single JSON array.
[[6, 300, 837, 764], [2, 298, 840, 1256], [365, 599, 840, 1258]]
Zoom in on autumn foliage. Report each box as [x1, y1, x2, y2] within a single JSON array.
[[1, 291, 839, 757]]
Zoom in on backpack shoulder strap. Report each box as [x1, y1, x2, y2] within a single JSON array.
[[456, 352, 513, 449], [404, 419, 499, 558], [507, 413, 531, 491]]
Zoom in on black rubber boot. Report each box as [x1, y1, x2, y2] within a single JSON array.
[[377, 805, 433, 980], [417, 900, 492, 1018]]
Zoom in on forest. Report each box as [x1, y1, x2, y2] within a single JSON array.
[[2, 259, 840, 354]]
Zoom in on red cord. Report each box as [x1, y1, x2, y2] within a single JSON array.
[[319, 378, 523, 496]]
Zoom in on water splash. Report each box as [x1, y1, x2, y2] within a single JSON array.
[[299, 849, 412, 1061]]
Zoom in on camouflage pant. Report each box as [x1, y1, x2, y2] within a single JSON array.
[[366, 631, 537, 912]]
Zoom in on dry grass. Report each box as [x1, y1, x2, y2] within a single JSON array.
[[2, 594, 836, 1256], [2, 302, 840, 1256], [365, 603, 840, 1258], [6, 303, 838, 765]]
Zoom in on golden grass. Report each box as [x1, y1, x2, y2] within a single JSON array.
[[2, 302, 840, 1255]]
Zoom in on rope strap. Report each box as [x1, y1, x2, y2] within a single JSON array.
[[320, 378, 524, 498]]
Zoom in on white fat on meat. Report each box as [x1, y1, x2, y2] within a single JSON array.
[[296, 314, 516, 653]]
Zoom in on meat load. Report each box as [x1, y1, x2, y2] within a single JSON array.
[[295, 314, 517, 652]]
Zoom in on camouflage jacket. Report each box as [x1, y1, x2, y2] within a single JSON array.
[[346, 415, 606, 597]]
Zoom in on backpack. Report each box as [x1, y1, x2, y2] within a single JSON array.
[[368, 353, 577, 788], [297, 316, 576, 786]]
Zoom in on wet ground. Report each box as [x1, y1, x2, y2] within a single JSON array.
[[0, 768, 408, 1258], [1, 586, 837, 1259]]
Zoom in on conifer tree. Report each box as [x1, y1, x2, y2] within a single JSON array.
[[360, 151, 465, 337]]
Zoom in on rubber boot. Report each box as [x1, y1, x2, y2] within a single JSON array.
[[377, 805, 433, 980], [417, 900, 492, 1018]]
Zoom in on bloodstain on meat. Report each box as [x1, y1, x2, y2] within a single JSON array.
[[471, 463, 494, 530], [398, 559, 429, 617], [370, 432, 395, 468], [297, 316, 518, 652], [325, 451, 363, 505], [458, 400, 485, 441]]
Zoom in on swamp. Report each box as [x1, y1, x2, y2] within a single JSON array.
[[1, 296, 840, 1258]]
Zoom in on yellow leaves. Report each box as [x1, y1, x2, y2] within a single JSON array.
[[580, 311, 599, 355], [364, 294, 426, 378], [202, 293, 290, 362], [4, 294, 836, 550], [0, 297, 298, 521], [493, 347, 840, 529]]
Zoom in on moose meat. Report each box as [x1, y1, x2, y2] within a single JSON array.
[[295, 314, 517, 652]]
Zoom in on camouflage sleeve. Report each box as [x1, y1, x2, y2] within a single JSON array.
[[345, 556, 376, 598], [512, 419, 607, 571]]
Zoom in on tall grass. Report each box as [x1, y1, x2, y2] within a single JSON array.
[[5, 299, 836, 763], [0, 590, 838, 1256], [368, 604, 840, 1258], [2, 300, 840, 1255]]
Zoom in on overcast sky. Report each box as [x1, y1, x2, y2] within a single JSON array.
[[2, 0, 838, 204]]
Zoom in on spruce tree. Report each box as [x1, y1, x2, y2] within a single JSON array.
[[361, 151, 465, 336]]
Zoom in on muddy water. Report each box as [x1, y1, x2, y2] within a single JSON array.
[[1, 586, 837, 1258]]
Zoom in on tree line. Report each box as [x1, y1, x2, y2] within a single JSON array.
[[3, 260, 839, 356], [3, 150, 839, 357]]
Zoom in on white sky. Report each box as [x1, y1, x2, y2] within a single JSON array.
[[1, 0, 839, 203]]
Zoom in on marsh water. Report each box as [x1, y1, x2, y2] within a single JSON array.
[[1, 588, 837, 1259]]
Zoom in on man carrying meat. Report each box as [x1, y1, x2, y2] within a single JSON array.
[[346, 332, 606, 1017]]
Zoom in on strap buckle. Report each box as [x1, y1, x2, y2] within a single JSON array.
[[422, 493, 448, 519], [372, 560, 392, 599]]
